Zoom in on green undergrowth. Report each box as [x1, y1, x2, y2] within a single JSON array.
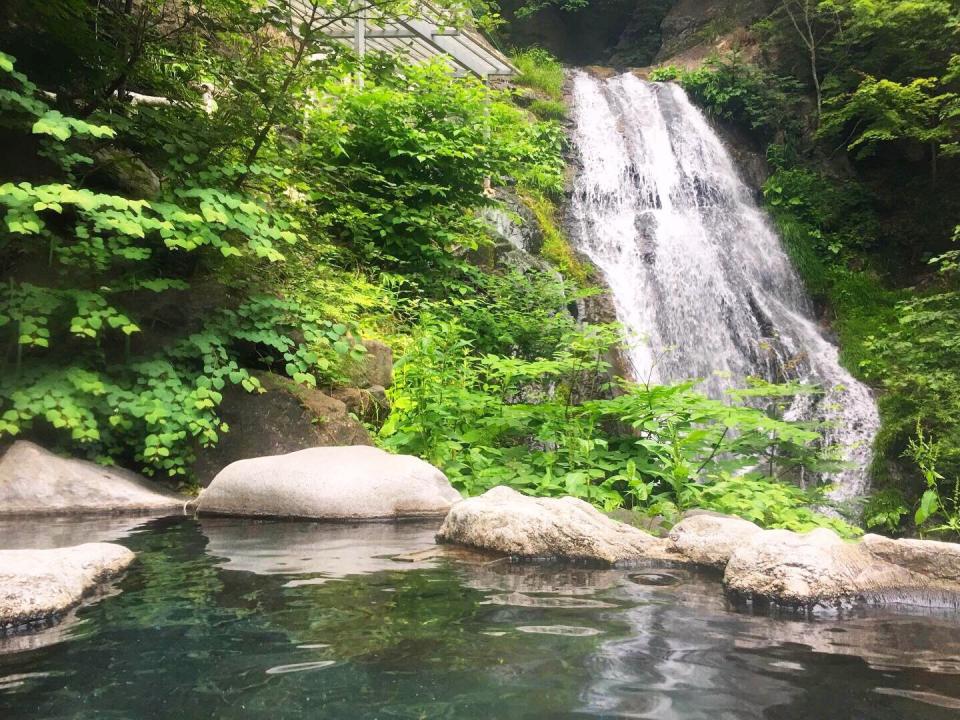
[[379, 313, 860, 538], [528, 98, 567, 121], [510, 48, 565, 100]]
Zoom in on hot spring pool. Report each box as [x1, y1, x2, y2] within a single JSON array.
[[2, 516, 959, 719]]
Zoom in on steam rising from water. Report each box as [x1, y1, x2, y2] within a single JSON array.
[[568, 71, 880, 500]]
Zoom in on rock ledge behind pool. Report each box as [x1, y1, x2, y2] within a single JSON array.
[[196, 445, 461, 520]]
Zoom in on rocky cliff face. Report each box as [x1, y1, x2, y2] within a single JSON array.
[[655, 0, 776, 65], [498, 0, 774, 69]]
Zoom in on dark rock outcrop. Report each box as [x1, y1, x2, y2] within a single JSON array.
[[192, 373, 373, 485], [90, 147, 161, 199]]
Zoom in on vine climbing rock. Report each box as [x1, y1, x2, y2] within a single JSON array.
[[195, 445, 461, 520], [0, 543, 135, 632], [0, 441, 185, 515], [435, 486, 679, 565]]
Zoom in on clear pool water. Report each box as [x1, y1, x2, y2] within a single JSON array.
[[2, 517, 960, 719]]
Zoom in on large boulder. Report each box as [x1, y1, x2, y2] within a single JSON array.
[[723, 527, 960, 610], [0, 441, 185, 515], [436, 486, 678, 565], [357, 340, 394, 389], [196, 445, 461, 520], [328, 385, 390, 426], [91, 146, 161, 199], [192, 373, 373, 485], [668, 511, 763, 569], [0, 543, 135, 632]]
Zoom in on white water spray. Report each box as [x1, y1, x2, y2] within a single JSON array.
[[568, 71, 880, 500]]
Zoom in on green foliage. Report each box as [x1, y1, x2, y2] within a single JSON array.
[[689, 473, 859, 536], [510, 48, 565, 100], [651, 57, 803, 140], [0, 9, 570, 483], [864, 488, 909, 534], [905, 424, 960, 537], [0, 53, 361, 477], [299, 61, 565, 267], [379, 314, 855, 535], [863, 279, 960, 490], [819, 75, 958, 167]]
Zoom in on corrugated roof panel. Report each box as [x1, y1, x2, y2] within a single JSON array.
[[281, 1, 515, 78]]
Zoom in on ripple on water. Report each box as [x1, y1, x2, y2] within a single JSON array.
[[517, 626, 604, 637], [874, 687, 960, 710], [482, 592, 617, 609], [627, 572, 681, 587], [265, 660, 337, 675], [0, 672, 56, 692]]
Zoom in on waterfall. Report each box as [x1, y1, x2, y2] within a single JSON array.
[[568, 71, 880, 500]]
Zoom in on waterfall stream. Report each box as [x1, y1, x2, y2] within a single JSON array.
[[568, 71, 880, 500]]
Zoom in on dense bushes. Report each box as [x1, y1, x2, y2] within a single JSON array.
[[380, 314, 857, 535], [0, 23, 568, 482]]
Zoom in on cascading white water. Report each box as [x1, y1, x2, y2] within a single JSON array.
[[568, 71, 880, 500]]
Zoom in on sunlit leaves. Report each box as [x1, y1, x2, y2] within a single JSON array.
[[33, 110, 116, 141]]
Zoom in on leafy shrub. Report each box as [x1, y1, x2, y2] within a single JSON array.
[[0, 53, 360, 477], [379, 314, 856, 535], [650, 57, 802, 141]]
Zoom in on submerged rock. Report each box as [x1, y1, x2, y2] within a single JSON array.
[[435, 486, 677, 565], [0, 543, 135, 632], [196, 445, 461, 520], [668, 512, 763, 569], [0, 441, 184, 515]]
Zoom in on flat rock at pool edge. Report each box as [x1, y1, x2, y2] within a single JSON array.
[[0, 543, 135, 632], [435, 486, 678, 565], [0, 441, 185, 515], [723, 527, 960, 610], [668, 512, 764, 570], [196, 445, 461, 520]]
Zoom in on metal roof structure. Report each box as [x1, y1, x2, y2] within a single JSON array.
[[286, 1, 516, 78]]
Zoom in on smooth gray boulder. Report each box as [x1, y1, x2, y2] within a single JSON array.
[[0, 543, 135, 631], [668, 512, 763, 569], [0, 441, 185, 515], [196, 445, 460, 520], [723, 527, 960, 610], [436, 486, 678, 565]]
